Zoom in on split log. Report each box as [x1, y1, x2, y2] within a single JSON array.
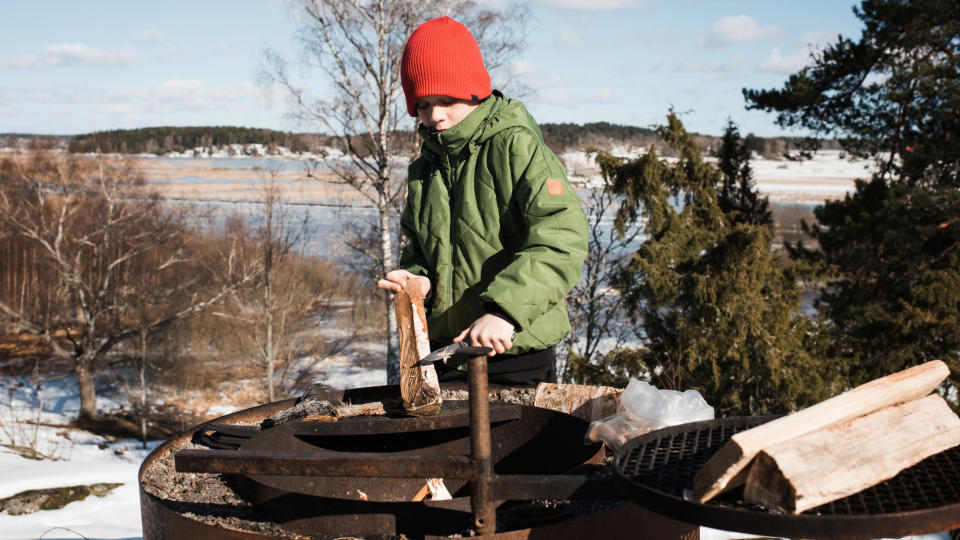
[[395, 285, 442, 416], [693, 360, 950, 503], [743, 393, 960, 514], [331, 402, 387, 418], [533, 383, 623, 422]]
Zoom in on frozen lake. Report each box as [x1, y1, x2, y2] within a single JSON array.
[[144, 151, 871, 262]]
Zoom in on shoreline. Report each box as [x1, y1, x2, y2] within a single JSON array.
[[2, 150, 870, 205]]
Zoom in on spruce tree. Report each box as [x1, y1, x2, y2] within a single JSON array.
[[716, 120, 772, 227], [594, 112, 830, 416]]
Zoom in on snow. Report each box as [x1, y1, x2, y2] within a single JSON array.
[[0, 377, 157, 539], [294, 353, 387, 390], [562, 148, 877, 202]]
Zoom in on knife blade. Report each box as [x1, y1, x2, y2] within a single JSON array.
[[417, 341, 492, 367]]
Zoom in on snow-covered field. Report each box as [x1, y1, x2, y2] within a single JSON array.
[[561, 148, 876, 203], [0, 377, 156, 539]]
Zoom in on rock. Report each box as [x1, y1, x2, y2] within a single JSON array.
[[0, 483, 123, 515]]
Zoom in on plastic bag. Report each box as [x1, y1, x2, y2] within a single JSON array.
[[586, 379, 714, 450]]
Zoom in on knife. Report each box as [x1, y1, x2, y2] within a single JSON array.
[[417, 341, 493, 367]]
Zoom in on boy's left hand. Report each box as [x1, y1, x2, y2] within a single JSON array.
[[454, 314, 515, 356]]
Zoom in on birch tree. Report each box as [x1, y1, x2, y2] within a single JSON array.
[[226, 165, 329, 402], [0, 150, 252, 420], [261, 0, 528, 383]]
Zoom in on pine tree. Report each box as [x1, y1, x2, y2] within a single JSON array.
[[745, 0, 960, 400], [744, 0, 960, 188], [594, 112, 830, 416]]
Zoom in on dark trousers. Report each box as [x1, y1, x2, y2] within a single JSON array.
[[434, 346, 557, 386]]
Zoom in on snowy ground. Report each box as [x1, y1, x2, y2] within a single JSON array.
[[0, 376, 157, 540], [0, 343, 392, 540], [562, 148, 876, 203]]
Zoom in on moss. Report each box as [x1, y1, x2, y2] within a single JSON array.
[[0, 483, 123, 515]]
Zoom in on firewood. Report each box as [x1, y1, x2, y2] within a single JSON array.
[[331, 402, 386, 418], [533, 383, 623, 422], [301, 414, 339, 422], [743, 393, 960, 513], [395, 285, 442, 416], [693, 360, 950, 503]]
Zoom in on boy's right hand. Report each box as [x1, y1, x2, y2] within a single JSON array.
[[377, 269, 431, 298]]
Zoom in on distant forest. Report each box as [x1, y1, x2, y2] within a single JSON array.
[[4, 123, 838, 158], [67, 126, 318, 154]]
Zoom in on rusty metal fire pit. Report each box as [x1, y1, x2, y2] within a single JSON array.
[[139, 356, 698, 539], [183, 401, 607, 536], [614, 415, 960, 539]]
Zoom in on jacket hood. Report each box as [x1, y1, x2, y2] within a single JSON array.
[[418, 92, 546, 160]]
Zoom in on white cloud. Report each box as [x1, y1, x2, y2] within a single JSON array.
[[590, 87, 616, 103], [539, 88, 579, 105], [531, 0, 654, 11], [3, 43, 137, 69], [554, 26, 583, 47], [158, 80, 260, 109], [216, 42, 232, 56], [753, 30, 840, 75], [701, 15, 784, 47], [130, 30, 167, 44], [0, 84, 86, 104], [756, 47, 810, 74], [508, 60, 573, 91], [152, 46, 185, 60], [704, 52, 745, 82], [801, 30, 840, 51], [509, 59, 536, 77], [675, 60, 708, 73]]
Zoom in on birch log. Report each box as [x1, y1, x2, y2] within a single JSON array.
[[395, 285, 442, 416], [743, 393, 960, 514], [693, 360, 950, 503], [533, 383, 623, 422]]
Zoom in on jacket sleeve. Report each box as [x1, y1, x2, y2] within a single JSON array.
[[478, 130, 588, 330], [398, 165, 430, 278], [398, 218, 429, 277]]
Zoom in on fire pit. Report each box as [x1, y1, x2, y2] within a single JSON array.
[[139, 378, 697, 539], [615, 415, 960, 539], [195, 400, 605, 536]]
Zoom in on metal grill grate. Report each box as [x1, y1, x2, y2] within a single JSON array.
[[614, 416, 960, 539]]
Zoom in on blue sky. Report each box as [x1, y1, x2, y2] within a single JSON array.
[[1, 0, 863, 137]]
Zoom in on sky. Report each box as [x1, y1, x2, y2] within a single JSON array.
[[0, 0, 864, 138]]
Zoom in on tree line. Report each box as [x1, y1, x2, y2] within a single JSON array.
[[54, 122, 836, 161], [67, 126, 317, 155]]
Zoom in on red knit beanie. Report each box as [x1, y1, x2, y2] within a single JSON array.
[[401, 16, 492, 117]]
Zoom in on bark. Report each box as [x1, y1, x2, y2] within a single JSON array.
[[381, 203, 400, 384], [139, 329, 148, 448], [76, 362, 98, 420]]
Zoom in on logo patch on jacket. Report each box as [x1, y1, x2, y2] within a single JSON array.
[[546, 178, 564, 196]]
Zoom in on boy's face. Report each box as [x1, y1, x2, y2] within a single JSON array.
[[416, 95, 478, 132]]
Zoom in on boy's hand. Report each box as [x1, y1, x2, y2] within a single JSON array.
[[454, 314, 515, 356], [377, 270, 430, 298]]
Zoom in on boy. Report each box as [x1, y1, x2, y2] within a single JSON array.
[[377, 16, 588, 385]]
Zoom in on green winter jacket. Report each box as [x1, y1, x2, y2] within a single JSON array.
[[399, 92, 588, 353]]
